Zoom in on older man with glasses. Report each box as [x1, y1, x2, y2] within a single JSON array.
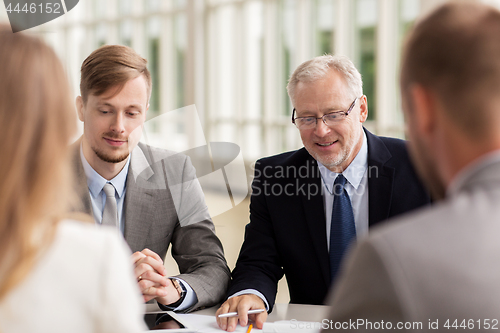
[[215, 55, 431, 332]]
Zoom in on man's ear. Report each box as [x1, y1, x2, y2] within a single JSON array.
[[408, 84, 437, 138], [76, 96, 85, 122], [358, 95, 368, 123]]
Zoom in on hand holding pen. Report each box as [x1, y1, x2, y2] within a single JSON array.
[[215, 294, 268, 332]]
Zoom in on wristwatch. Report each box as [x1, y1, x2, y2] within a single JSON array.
[[167, 278, 186, 308]]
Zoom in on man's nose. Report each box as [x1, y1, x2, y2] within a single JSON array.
[[110, 113, 125, 133], [314, 117, 331, 136]]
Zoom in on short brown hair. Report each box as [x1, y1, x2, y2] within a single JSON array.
[[80, 45, 152, 104], [400, 2, 500, 139]]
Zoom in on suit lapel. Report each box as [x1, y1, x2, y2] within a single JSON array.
[[365, 129, 395, 226], [71, 139, 92, 215], [296, 130, 396, 284], [123, 145, 158, 252], [297, 152, 330, 286]]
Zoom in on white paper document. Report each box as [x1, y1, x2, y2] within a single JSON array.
[[175, 314, 320, 333]]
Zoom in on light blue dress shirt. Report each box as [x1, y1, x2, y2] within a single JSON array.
[[80, 146, 129, 234], [317, 131, 369, 248], [79, 145, 196, 311]]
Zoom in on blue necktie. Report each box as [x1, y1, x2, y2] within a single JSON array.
[[329, 174, 356, 282]]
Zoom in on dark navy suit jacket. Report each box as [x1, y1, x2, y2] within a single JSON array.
[[228, 128, 431, 310]]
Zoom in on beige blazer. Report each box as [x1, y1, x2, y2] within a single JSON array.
[[323, 154, 500, 332], [73, 141, 230, 311]]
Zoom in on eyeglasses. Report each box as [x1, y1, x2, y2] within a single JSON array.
[[292, 97, 360, 130]]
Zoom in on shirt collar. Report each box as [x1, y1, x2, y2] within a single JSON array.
[[318, 131, 368, 193], [80, 143, 130, 198], [446, 150, 500, 197]]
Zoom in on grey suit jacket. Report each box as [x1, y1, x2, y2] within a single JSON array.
[[323, 153, 500, 332], [73, 141, 230, 311]]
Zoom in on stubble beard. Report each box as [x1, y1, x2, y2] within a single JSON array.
[[312, 145, 350, 171], [308, 131, 357, 172], [92, 145, 130, 164]]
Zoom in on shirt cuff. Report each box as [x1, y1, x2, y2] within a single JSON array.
[[229, 289, 270, 311], [158, 278, 197, 312]]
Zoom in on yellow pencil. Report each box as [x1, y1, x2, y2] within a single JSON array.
[[246, 324, 253, 333]]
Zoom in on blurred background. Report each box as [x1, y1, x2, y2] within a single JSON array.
[[2, 0, 500, 303]]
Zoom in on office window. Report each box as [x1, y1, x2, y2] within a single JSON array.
[[277, 0, 300, 154], [119, 21, 133, 47], [355, 0, 378, 121], [176, 0, 187, 9], [243, 1, 265, 159], [315, 0, 335, 56], [400, 0, 420, 41], [146, 16, 161, 116], [207, 2, 238, 144], [93, 0, 105, 19], [95, 23, 106, 47], [395, 0, 420, 137], [119, 0, 133, 47], [174, 11, 186, 110], [13, 0, 469, 162], [281, 0, 295, 117]]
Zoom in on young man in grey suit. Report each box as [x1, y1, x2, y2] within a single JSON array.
[[74, 45, 230, 312], [324, 3, 500, 331]]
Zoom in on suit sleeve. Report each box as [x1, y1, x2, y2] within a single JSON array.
[[322, 238, 406, 332], [169, 155, 231, 311], [227, 160, 285, 311]]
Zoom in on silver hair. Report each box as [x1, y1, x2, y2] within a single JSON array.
[[287, 55, 363, 106]]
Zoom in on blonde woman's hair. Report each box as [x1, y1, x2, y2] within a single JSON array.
[[0, 25, 76, 300]]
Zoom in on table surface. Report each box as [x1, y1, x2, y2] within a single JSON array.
[[146, 302, 329, 323]]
